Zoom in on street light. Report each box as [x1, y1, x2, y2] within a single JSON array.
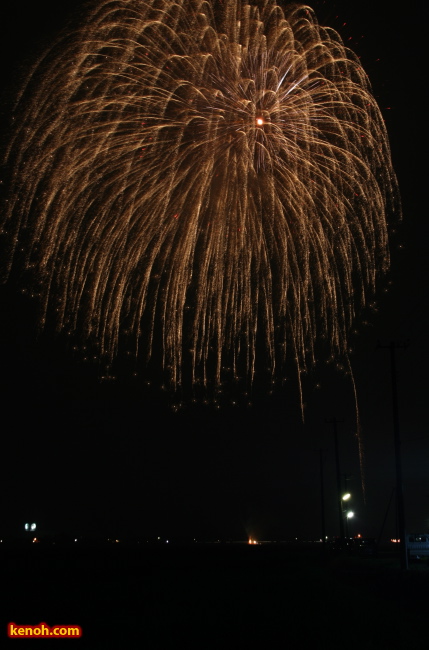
[[342, 494, 352, 539], [345, 510, 354, 538]]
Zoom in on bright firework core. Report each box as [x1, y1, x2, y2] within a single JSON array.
[[1, 0, 400, 392]]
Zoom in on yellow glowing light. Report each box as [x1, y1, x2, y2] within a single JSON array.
[[256, 117, 264, 126]]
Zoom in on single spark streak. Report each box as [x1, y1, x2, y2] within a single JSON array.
[[1, 0, 400, 396]]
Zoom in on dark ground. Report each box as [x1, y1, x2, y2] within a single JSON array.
[[3, 543, 428, 648]]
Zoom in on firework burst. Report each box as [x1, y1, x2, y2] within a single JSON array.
[[1, 0, 400, 391]]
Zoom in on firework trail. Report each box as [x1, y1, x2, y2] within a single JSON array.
[[1, 0, 400, 392]]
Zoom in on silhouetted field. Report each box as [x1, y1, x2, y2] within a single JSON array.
[[2, 544, 427, 648]]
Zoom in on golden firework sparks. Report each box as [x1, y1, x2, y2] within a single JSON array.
[[1, 0, 400, 392]]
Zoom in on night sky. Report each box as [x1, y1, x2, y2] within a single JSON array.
[[0, 0, 427, 543]]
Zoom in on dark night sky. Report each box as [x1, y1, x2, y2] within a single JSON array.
[[0, 0, 427, 542]]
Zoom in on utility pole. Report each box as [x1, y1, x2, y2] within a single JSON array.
[[326, 418, 345, 544], [320, 449, 326, 550], [377, 340, 408, 570]]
